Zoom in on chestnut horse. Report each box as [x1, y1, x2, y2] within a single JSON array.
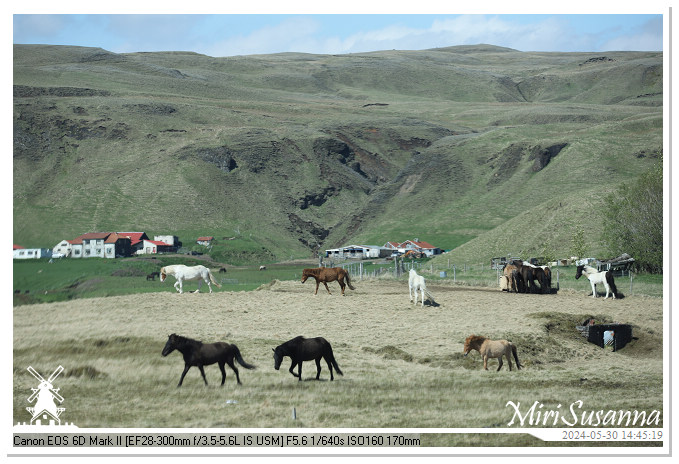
[[301, 267, 355, 295], [463, 335, 522, 371]]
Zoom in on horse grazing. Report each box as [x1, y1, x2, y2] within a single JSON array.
[[146, 271, 160, 281], [575, 265, 619, 299], [513, 261, 550, 293], [272, 336, 343, 381], [161, 334, 256, 387], [259, 265, 266, 271], [408, 269, 435, 306], [159, 265, 222, 294], [463, 335, 522, 371], [301, 267, 355, 296]]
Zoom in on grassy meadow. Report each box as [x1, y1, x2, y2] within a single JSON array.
[[13, 45, 663, 263]]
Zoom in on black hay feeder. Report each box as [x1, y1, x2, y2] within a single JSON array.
[[576, 321, 633, 352]]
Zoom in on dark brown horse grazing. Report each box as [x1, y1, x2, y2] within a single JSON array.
[[512, 260, 551, 294], [162, 334, 256, 387], [301, 267, 355, 295], [273, 336, 343, 381]]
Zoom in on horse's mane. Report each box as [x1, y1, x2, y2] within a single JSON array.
[[465, 334, 486, 344], [303, 268, 320, 276], [171, 334, 202, 347]]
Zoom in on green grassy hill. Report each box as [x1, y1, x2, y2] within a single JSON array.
[[13, 44, 662, 263]]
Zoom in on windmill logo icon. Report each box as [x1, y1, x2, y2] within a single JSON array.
[[25, 366, 66, 426]]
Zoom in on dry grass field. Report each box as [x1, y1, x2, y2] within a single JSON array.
[[13, 278, 663, 447]]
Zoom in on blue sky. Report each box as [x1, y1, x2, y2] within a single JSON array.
[[12, 10, 665, 57]]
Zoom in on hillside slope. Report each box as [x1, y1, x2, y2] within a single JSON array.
[[13, 44, 662, 261]]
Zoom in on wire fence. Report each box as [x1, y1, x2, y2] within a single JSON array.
[[325, 258, 661, 297]]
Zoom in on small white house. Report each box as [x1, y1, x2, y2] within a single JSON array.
[[13, 248, 52, 259], [196, 236, 214, 246], [52, 240, 73, 257]]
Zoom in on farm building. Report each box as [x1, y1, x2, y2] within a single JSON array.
[[154, 235, 181, 251], [384, 239, 442, 257], [52, 240, 73, 257], [324, 245, 391, 260], [118, 232, 150, 255], [139, 239, 174, 255], [197, 236, 214, 246], [69, 232, 131, 259], [13, 245, 52, 260]]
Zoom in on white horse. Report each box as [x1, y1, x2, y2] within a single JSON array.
[[575, 265, 618, 299], [159, 265, 222, 294], [409, 269, 431, 306]]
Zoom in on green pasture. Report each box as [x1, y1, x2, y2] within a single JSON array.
[[13, 256, 663, 306], [12, 256, 306, 305]]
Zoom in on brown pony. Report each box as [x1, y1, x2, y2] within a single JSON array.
[[463, 335, 522, 371], [301, 267, 355, 296]]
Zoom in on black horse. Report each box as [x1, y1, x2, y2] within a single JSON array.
[[162, 334, 256, 387], [272, 336, 343, 381], [146, 271, 160, 281]]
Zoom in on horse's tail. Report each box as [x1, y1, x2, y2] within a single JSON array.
[[511, 344, 522, 370], [330, 351, 343, 376], [233, 346, 256, 370], [606, 271, 622, 298], [209, 270, 222, 288], [344, 270, 356, 290]]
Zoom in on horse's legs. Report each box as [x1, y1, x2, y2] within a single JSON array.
[[194, 280, 202, 293], [590, 282, 597, 298], [219, 362, 227, 385], [174, 280, 182, 294], [497, 357, 503, 371], [507, 354, 513, 371], [322, 282, 331, 295], [324, 356, 334, 381], [483, 356, 488, 370], [297, 361, 303, 380], [315, 358, 322, 380], [225, 359, 241, 385], [409, 285, 413, 302], [603, 282, 611, 299], [339, 280, 346, 296], [198, 365, 208, 385], [289, 361, 300, 379], [178, 364, 191, 387], [314, 281, 320, 295], [420, 288, 425, 306]]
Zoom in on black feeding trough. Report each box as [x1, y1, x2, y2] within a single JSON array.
[[576, 319, 633, 352]]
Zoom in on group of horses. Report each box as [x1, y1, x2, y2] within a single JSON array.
[[502, 260, 553, 294], [162, 334, 343, 387], [157, 260, 621, 384]]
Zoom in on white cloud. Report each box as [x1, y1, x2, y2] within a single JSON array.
[[206, 16, 321, 56]]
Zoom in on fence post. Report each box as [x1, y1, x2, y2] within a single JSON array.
[[630, 272, 633, 295], [453, 265, 456, 282]]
